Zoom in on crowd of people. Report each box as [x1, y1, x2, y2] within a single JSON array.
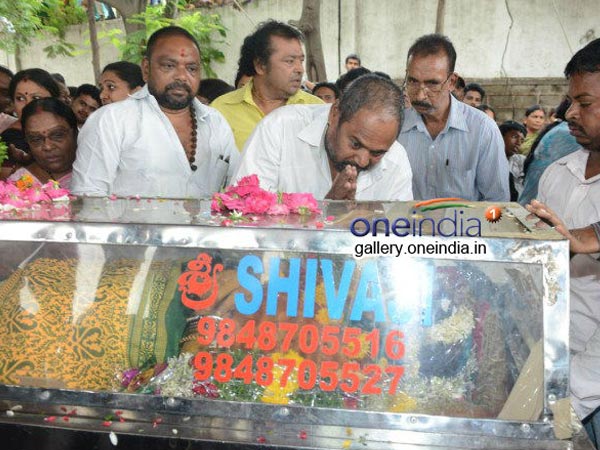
[[0, 18, 600, 447]]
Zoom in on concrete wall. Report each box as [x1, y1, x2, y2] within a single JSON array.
[[1, 0, 598, 101]]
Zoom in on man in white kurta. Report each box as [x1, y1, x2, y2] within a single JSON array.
[[72, 85, 239, 198], [535, 38, 600, 433], [71, 27, 239, 199], [538, 149, 600, 421], [234, 75, 413, 201]]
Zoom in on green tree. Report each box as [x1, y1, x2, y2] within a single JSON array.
[[0, 0, 86, 68], [101, 1, 227, 77]]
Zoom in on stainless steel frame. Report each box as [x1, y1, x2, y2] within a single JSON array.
[[0, 199, 582, 449]]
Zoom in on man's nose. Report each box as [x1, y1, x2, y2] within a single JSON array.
[[355, 150, 370, 168], [565, 102, 577, 121], [294, 59, 304, 73]]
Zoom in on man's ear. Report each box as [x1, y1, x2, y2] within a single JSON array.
[[328, 100, 340, 124], [447, 72, 458, 91], [141, 57, 150, 83], [254, 58, 267, 76]]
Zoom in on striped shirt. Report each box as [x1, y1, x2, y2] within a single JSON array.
[[398, 95, 510, 201]]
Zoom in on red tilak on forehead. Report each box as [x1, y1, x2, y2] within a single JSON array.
[[180, 49, 186, 57]]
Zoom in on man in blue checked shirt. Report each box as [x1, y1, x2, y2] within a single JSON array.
[[398, 34, 509, 201]]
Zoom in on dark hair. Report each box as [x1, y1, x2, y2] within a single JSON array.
[[237, 20, 304, 77], [345, 53, 361, 65], [51, 73, 66, 85], [21, 97, 78, 133], [68, 86, 77, 97], [477, 104, 496, 119], [74, 83, 101, 106], [525, 104, 545, 117], [338, 74, 403, 128], [9, 68, 60, 101], [313, 82, 340, 99], [102, 61, 144, 90], [0, 65, 14, 79], [198, 78, 235, 103], [146, 26, 200, 59], [407, 34, 457, 73], [464, 82, 485, 100], [564, 37, 600, 77], [372, 71, 392, 80], [454, 75, 465, 90], [335, 67, 371, 92], [499, 120, 526, 137]]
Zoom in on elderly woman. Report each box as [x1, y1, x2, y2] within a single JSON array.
[[8, 97, 77, 189], [0, 68, 61, 178], [98, 61, 144, 105]]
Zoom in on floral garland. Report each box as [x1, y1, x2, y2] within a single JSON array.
[[211, 175, 320, 221], [0, 174, 70, 210]]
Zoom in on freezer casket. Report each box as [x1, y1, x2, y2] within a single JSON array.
[[0, 198, 576, 449]]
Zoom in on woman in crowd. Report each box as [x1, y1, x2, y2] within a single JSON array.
[[519, 104, 546, 155], [7, 97, 78, 189], [0, 68, 60, 178], [98, 61, 144, 105]]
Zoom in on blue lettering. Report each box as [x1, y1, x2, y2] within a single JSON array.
[[466, 218, 482, 237], [391, 217, 410, 237], [350, 261, 385, 322], [302, 258, 318, 318], [350, 218, 370, 237], [234, 255, 264, 315], [322, 259, 355, 320], [266, 258, 300, 317]]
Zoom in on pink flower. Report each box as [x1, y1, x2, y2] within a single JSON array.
[[267, 202, 290, 215], [315, 221, 324, 229], [216, 192, 245, 211], [210, 197, 224, 212], [227, 174, 262, 197], [23, 188, 50, 204], [221, 219, 233, 227], [242, 190, 277, 214], [282, 193, 320, 214]]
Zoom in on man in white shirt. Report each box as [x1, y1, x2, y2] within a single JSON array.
[[72, 26, 239, 198], [533, 37, 600, 446], [233, 74, 413, 201]]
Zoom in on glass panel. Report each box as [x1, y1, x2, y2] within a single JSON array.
[[0, 243, 543, 420]]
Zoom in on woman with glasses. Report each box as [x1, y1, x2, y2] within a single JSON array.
[[7, 97, 77, 189]]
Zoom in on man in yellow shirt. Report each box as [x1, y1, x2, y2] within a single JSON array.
[[211, 20, 323, 151]]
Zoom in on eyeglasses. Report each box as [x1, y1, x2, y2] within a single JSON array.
[[404, 73, 452, 94], [26, 128, 71, 148]]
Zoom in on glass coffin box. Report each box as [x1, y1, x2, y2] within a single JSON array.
[[0, 198, 584, 449]]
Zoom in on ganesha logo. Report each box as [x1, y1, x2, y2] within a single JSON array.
[[177, 253, 223, 310]]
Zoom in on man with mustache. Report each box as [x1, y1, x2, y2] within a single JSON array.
[[232, 75, 413, 201], [530, 37, 600, 446], [397, 34, 509, 201], [72, 26, 239, 198], [211, 20, 323, 152]]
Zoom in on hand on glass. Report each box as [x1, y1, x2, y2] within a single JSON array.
[[526, 199, 600, 254]]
